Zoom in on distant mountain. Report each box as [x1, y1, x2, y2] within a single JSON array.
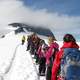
[[8, 23, 54, 37]]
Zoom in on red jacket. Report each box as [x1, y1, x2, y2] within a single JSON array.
[[51, 42, 79, 80]]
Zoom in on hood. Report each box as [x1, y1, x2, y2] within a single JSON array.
[[61, 42, 79, 49]]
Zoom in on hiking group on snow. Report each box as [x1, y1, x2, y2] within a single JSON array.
[[21, 33, 80, 80]]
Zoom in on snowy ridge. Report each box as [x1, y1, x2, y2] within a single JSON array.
[[4, 45, 38, 80], [0, 31, 80, 80], [0, 31, 39, 80]]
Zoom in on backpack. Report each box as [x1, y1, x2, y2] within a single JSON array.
[[60, 48, 80, 80]]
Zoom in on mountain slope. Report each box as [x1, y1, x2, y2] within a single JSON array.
[[0, 31, 38, 80]]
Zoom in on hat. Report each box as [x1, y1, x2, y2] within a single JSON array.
[[63, 34, 76, 42]]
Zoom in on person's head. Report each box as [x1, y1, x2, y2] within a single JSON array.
[[40, 40, 48, 51], [32, 32, 36, 36], [48, 35, 56, 44], [31, 32, 37, 38], [63, 34, 76, 42], [40, 39, 45, 45]]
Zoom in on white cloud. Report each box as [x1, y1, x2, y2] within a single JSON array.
[[0, 0, 80, 39]]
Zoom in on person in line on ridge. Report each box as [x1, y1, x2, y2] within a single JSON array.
[[51, 34, 80, 80], [26, 33, 36, 51], [46, 35, 59, 80], [37, 39, 48, 76], [22, 35, 26, 45], [27, 33, 41, 63]]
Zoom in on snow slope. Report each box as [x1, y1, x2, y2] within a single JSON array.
[[0, 31, 38, 80], [4, 45, 38, 80]]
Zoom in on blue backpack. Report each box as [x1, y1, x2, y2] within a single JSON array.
[[60, 48, 80, 80]]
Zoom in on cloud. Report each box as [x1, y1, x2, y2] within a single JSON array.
[[0, 0, 80, 40]]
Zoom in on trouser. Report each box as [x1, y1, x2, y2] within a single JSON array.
[[35, 53, 39, 63], [30, 45, 36, 55], [39, 57, 46, 74], [27, 43, 30, 50], [46, 64, 52, 80], [22, 40, 25, 45]]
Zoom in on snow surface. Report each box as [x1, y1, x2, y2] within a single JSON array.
[[0, 31, 38, 80], [0, 31, 80, 80]]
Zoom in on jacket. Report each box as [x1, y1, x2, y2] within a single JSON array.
[[46, 42, 59, 65], [37, 45, 46, 58], [51, 42, 79, 80]]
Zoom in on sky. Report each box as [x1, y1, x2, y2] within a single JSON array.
[[24, 0, 80, 16], [0, 0, 80, 41]]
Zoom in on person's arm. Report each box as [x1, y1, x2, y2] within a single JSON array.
[[51, 49, 63, 80]]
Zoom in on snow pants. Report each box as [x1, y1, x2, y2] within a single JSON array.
[[46, 63, 53, 80], [39, 57, 46, 75]]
